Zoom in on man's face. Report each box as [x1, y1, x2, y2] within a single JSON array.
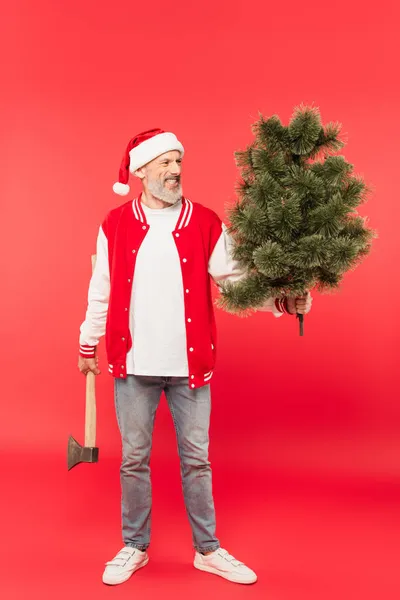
[[139, 150, 183, 205]]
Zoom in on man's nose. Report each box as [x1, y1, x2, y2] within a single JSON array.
[[170, 162, 181, 176]]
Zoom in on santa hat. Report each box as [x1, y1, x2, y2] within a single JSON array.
[[112, 128, 185, 195]]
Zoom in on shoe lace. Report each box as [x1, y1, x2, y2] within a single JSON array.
[[218, 548, 243, 567]]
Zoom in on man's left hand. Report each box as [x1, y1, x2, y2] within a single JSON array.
[[286, 291, 313, 315]]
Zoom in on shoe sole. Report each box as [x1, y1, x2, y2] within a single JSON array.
[[193, 561, 257, 584], [102, 556, 149, 585]]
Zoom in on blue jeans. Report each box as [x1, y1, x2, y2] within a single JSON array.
[[114, 374, 221, 553]]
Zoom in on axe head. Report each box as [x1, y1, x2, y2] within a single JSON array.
[[67, 435, 99, 470]]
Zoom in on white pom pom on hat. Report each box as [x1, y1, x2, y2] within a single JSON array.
[[113, 128, 185, 195], [112, 182, 130, 195]]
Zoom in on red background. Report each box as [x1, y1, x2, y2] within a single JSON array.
[[1, 1, 399, 598]]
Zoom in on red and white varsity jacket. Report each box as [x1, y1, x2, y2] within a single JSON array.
[[79, 193, 290, 388]]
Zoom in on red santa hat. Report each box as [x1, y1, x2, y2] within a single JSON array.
[[112, 128, 185, 195]]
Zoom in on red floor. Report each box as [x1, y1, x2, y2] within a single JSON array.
[[2, 442, 399, 600]]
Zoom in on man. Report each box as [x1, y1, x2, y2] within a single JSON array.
[[78, 128, 312, 586]]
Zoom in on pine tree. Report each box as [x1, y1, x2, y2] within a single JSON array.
[[218, 104, 377, 335]]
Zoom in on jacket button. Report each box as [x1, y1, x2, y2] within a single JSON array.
[[132, 249, 136, 253], [191, 375, 194, 380], [187, 318, 192, 323], [125, 307, 128, 311], [189, 347, 194, 352], [121, 365, 124, 369], [182, 258, 187, 263], [185, 289, 189, 294], [120, 374, 124, 378], [142, 225, 147, 230], [175, 233, 180, 238], [191, 384, 195, 389], [122, 337, 125, 341], [211, 344, 214, 349], [128, 278, 131, 283]]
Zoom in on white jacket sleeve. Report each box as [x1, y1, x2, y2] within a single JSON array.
[[79, 225, 110, 353], [208, 223, 284, 318]]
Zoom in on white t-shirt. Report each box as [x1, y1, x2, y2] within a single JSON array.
[[126, 199, 189, 376]]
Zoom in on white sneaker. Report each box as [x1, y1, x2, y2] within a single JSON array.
[[102, 546, 149, 585], [194, 547, 257, 584]]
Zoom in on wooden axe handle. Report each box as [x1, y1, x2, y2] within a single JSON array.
[[85, 253, 97, 447], [85, 372, 96, 447]]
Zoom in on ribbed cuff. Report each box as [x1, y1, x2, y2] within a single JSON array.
[[274, 297, 291, 315], [79, 344, 96, 358]]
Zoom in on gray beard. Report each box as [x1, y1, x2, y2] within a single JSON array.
[[147, 177, 182, 205]]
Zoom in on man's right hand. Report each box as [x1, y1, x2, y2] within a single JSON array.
[[78, 355, 101, 376]]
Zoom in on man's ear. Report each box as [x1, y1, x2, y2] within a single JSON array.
[[133, 167, 146, 180]]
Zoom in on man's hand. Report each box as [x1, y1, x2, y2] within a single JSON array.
[[286, 291, 313, 315], [78, 354, 101, 376]]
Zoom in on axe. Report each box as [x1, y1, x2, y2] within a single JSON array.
[[67, 254, 99, 470]]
